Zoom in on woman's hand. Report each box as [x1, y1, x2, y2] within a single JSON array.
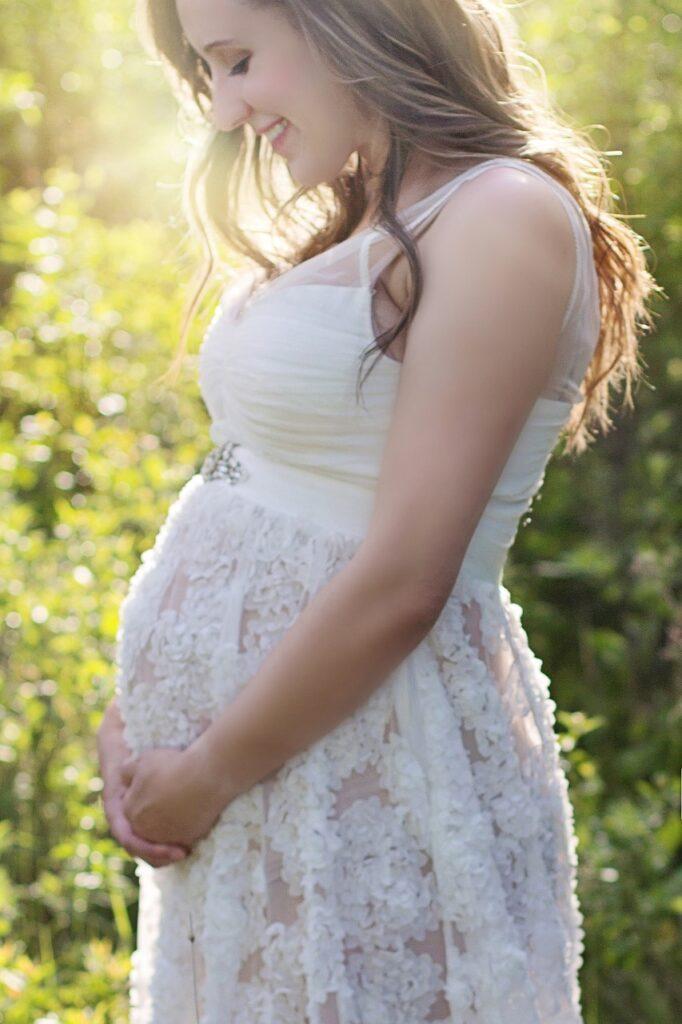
[[97, 699, 191, 869], [120, 739, 228, 849]]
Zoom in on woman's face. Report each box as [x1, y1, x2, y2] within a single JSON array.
[[175, 0, 387, 187]]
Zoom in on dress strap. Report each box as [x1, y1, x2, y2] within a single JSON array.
[[403, 157, 518, 232], [358, 231, 376, 291]]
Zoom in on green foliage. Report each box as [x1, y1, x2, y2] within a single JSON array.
[[0, 173, 212, 1020], [0, 1, 680, 1020]]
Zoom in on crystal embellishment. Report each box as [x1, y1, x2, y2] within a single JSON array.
[[200, 441, 248, 484]]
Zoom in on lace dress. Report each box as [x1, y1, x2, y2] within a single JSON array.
[[114, 157, 601, 1024]]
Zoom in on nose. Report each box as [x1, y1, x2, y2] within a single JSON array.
[[209, 72, 252, 133]]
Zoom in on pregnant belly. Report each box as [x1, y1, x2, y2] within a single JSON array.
[[115, 559, 241, 754], [113, 474, 361, 757]]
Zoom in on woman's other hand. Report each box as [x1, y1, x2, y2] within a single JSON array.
[[119, 738, 225, 849], [97, 699, 191, 868]]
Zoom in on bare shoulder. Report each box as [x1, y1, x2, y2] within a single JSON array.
[[418, 165, 576, 303]]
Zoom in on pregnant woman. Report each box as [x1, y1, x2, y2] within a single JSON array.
[[96, 1, 657, 1021]]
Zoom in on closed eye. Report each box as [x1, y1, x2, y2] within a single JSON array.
[[229, 55, 251, 77]]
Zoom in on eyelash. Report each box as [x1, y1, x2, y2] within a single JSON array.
[[199, 53, 250, 84], [229, 55, 251, 77]]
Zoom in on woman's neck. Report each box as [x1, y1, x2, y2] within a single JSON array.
[[356, 153, 489, 232]]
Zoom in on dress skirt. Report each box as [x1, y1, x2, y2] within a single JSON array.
[[114, 467, 585, 1024]]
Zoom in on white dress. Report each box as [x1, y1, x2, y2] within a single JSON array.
[[114, 157, 601, 1024]]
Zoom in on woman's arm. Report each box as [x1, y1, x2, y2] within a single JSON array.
[[197, 548, 438, 805], [195, 166, 576, 810]]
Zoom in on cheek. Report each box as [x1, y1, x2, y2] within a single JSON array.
[[251, 59, 304, 112]]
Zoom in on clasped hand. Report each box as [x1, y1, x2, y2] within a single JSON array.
[[120, 739, 229, 850]]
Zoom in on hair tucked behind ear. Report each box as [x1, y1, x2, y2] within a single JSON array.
[[137, 0, 662, 456]]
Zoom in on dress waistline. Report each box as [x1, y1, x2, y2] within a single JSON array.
[[200, 441, 374, 541], [200, 440, 506, 586]]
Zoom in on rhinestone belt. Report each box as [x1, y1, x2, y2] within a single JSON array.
[[200, 441, 249, 484]]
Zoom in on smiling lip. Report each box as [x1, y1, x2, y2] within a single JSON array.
[[259, 117, 283, 135], [271, 120, 291, 154]]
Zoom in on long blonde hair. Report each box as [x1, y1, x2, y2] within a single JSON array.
[[137, 0, 662, 455]]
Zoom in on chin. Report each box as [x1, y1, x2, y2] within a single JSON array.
[[287, 159, 339, 191]]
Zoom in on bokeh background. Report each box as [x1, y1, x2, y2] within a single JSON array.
[[1, 1, 680, 1020]]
